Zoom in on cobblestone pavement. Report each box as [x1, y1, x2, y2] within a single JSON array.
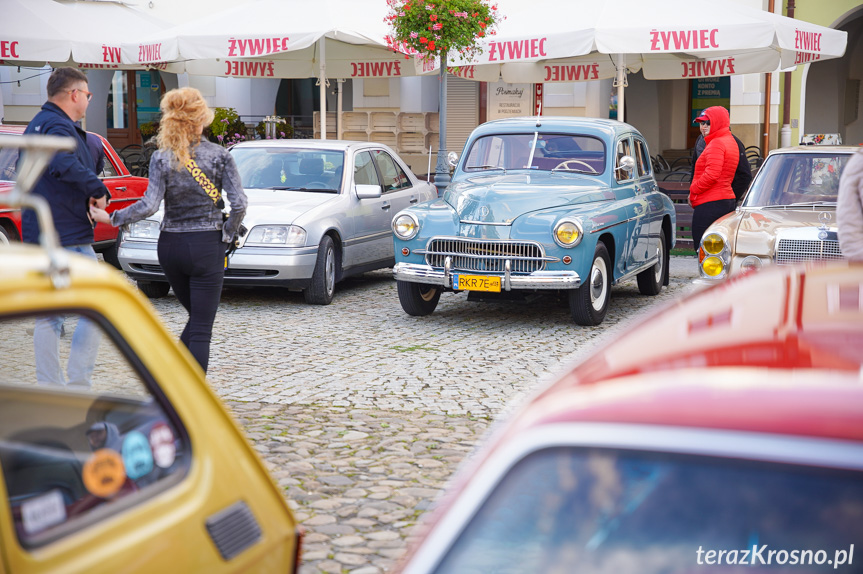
[[142, 257, 699, 574]]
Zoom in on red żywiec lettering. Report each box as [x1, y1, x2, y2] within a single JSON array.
[[794, 29, 822, 52], [227, 37, 291, 57], [680, 58, 736, 77], [487, 38, 547, 62], [650, 29, 719, 51], [544, 63, 600, 81], [794, 51, 821, 64], [350, 61, 403, 77], [101, 45, 122, 63], [448, 66, 475, 79], [0, 41, 20, 59], [224, 60, 275, 77], [138, 43, 162, 62]]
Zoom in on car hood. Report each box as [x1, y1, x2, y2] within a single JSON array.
[[445, 172, 612, 224], [734, 208, 837, 255], [232, 189, 338, 225]]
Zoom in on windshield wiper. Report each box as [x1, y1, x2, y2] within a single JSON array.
[[466, 165, 505, 172], [267, 186, 338, 193], [786, 201, 837, 207]]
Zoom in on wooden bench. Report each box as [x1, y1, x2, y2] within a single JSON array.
[[657, 181, 693, 250]]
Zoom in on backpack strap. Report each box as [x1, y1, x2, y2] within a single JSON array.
[[184, 157, 224, 209]]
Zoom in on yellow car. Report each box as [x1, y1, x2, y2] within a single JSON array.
[[0, 135, 301, 573]]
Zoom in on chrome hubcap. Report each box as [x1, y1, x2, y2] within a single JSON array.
[[590, 257, 608, 311], [325, 248, 335, 295]]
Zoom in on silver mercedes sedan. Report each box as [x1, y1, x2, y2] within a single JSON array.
[[117, 140, 437, 304]]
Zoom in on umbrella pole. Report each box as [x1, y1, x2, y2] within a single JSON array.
[[320, 38, 327, 140], [615, 53, 626, 123], [433, 50, 450, 197]]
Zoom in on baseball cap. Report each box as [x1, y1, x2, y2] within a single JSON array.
[[694, 110, 709, 124]]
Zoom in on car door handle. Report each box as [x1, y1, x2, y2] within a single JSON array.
[[114, 187, 127, 191], [410, 197, 418, 204], [382, 202, 391, 210]]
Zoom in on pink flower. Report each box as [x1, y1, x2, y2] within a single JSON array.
[[432, 23, 442, 30]]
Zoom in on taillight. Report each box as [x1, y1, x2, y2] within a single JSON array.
[[292, 525, 305, 571]]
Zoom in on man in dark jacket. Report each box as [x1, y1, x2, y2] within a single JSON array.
[[23, 67, 109, 389], [691, 111, 753, 201]]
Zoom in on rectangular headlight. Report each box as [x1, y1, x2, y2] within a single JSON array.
[[245, 225, 306, 247], [126, 219, 160, 241]]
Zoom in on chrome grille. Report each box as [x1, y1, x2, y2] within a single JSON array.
[[775, 239, 843, 265], [423, 238, 547, 273]]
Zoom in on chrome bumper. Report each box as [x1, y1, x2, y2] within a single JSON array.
[[393, 261, 581, 290]]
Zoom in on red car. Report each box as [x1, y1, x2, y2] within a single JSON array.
[[397, 261, 863, 574], [0, 124, 148, 267]]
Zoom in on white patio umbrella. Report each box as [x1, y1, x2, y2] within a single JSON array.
[[449, 0, 847, 121], [121, 0, 419, 139], [0, 0, 181, 71]]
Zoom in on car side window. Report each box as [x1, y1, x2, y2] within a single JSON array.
[[634, 139, 651, 178], [372, 150, 410, 193], [98, 150, 117, 178], [354, 151, 380, 187], [615, 138, 633, 182], [0, 147, 19, 182], [0, 312, 189, 549]]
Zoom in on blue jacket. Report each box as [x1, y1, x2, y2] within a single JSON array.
[[21, 102, 108, 246]]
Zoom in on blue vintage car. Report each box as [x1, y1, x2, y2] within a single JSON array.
[[391, 117, 677, 325]]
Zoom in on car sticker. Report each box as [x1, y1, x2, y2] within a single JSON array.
[[122, 431, 155, 480], [149, 423, 177, 468], [20, 489, 67, 534], [82, 449, 126, 498]]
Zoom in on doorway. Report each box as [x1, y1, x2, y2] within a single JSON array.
[[106, 70, 165, 150]]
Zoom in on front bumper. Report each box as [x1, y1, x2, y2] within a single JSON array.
[[393, 261, 581, 290], [118, 240, 318, 288]]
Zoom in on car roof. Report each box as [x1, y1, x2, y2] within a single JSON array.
[[0, 124, 26, 135], [767, 145, 862, 156], [230, 139, 389, 152], [496, 261, 863, 445], [468, 116, 637, 140]]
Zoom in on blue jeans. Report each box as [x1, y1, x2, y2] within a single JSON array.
[[34, 244, 103, 388]]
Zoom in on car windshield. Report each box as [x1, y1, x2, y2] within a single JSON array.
[[743, 153, 851, 208], [462, 133, 606, 175], [431, 446, 863, 574], [230, 146, 344, 192]]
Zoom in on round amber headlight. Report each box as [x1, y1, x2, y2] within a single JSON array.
[[701, 256, 725, 277], [554, 219, 583, 247], [393, 214, 419, 240], [701, 233, 725, 255]]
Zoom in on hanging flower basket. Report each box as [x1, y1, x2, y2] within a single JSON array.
[[384, 0, 502, 62]]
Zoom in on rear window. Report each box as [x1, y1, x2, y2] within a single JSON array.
[[432, 446, 863, 573], [0, 312, 190, 549]]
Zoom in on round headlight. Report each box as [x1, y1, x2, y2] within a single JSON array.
[[701, 233, 725, 255], [701, 256, 725, 277], [393, 213, 419, 240], [740, 256, 763, 273], [554, 219, 583, 247]]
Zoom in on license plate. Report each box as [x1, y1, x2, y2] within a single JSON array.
[[453, 274, 501, 292]]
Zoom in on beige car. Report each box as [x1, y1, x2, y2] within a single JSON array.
[[696, 145, 857, 283]]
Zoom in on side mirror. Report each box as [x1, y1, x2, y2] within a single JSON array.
[[617, 155, 636, 174], [355, 184, 382, 199], [447, 151, 459, 168]]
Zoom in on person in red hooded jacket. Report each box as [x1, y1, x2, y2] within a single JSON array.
[[688, 106, 739, 249]]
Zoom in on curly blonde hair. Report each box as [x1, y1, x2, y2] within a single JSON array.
[[155, 87, 215, 169]]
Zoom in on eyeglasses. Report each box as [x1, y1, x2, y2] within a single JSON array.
[[68, 89, 93, 102], [699, 121, 710, 126]]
